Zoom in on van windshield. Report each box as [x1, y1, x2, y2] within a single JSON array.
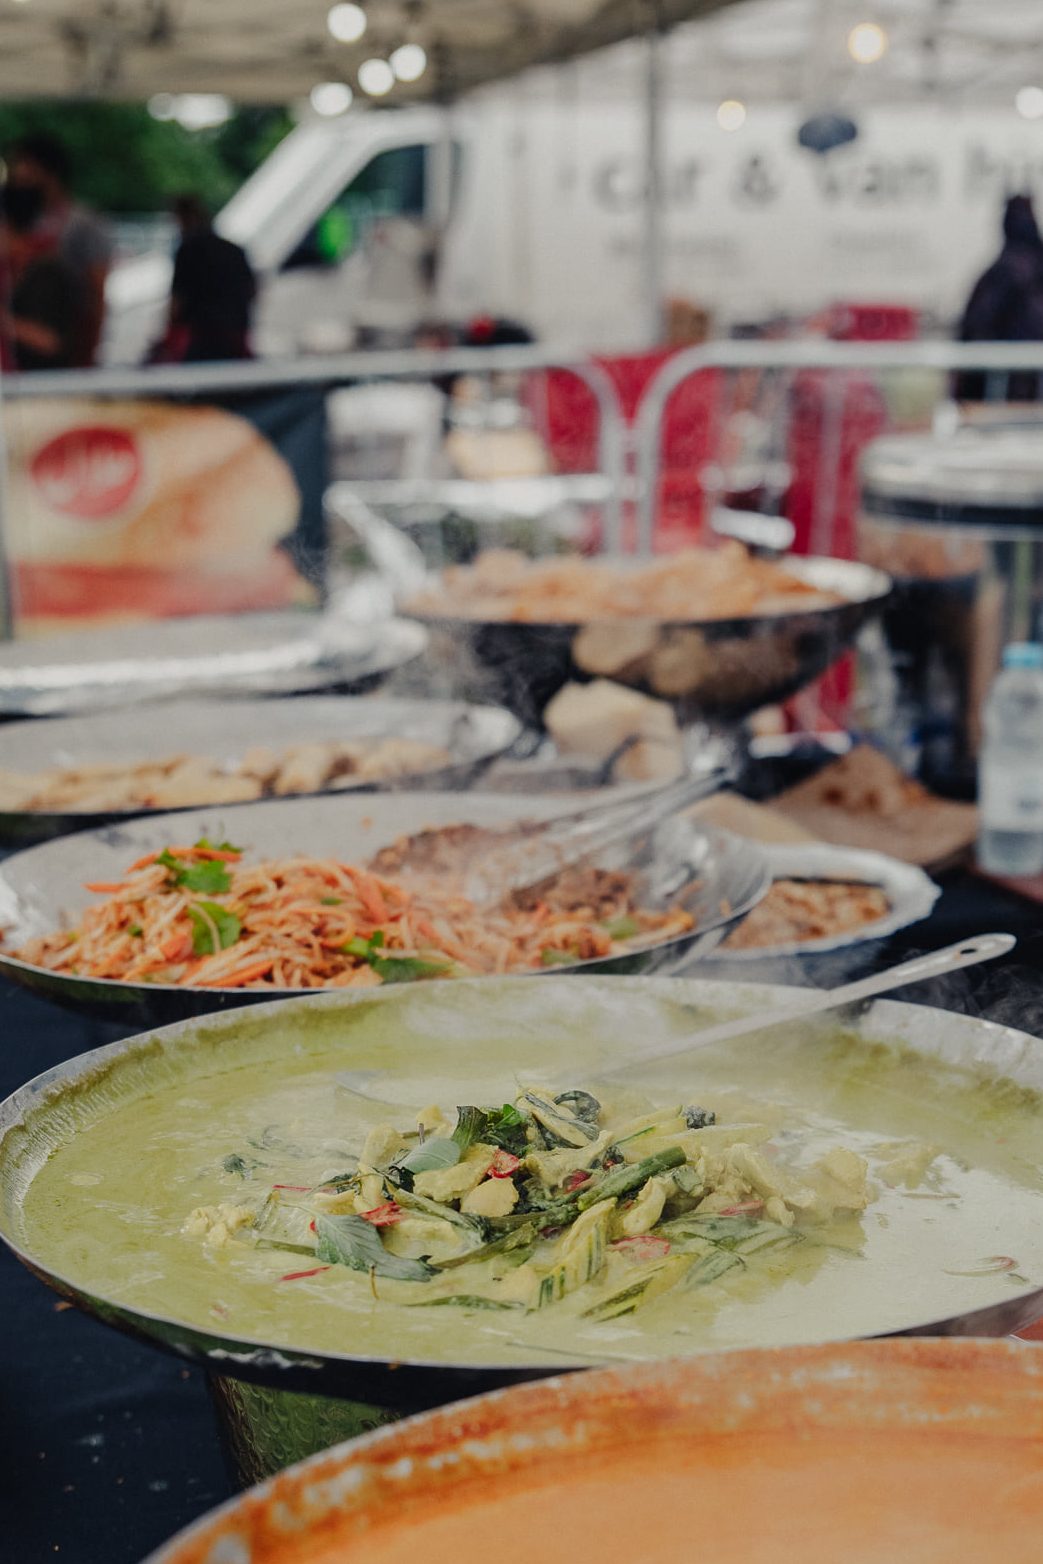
[[283, 144, 428, 270]]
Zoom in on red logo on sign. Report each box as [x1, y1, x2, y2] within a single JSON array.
[[30, 426, 142, 519]]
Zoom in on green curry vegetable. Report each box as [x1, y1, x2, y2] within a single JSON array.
[[198, 1085, 875, 1316]]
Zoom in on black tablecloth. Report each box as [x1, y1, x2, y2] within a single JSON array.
[[1, 868, 1039, 1563]]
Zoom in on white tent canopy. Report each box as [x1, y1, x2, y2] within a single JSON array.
[[567, 0, 1043, 112], [0, 0, 1038, 109], [0, 0, 743, 102]]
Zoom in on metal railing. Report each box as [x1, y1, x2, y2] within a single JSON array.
[[8, 338, 1043, 642], [633, 339, 1043, 556]]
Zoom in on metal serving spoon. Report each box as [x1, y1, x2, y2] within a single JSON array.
[[600, 931, 1016, 1078]]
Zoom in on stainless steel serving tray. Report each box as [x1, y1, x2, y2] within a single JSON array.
[[0, 696, 522, 846], [0, 792, 767, 1024], [2, 976, 1042, 1419], [404, 556, 892, 728], [0, 613, 428, 718], [702, 844, 941, 962]]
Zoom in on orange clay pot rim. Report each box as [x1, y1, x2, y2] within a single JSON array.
[[147, 1337, 1043, 1564]]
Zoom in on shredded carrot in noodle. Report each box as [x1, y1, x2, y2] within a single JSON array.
[[7, 844, 695, 992]]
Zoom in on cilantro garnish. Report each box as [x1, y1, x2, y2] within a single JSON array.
[[157, 849, 233, 895], [343, 929, 448, 984], [188, 902, 242, 955]]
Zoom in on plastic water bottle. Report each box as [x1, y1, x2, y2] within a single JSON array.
[[978, 642, 1043, 876]]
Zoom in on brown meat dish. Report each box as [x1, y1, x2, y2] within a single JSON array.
[[372, 828, 645, 924], [369, 824, 505, 879], [724, 879, 891, 950]]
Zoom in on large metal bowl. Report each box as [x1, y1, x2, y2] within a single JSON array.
[[146, 1339, 1043, 1564], [404, 556, 892, 727], [0, 793, 767, 1024], [0, 695, 522, 847], [2, 974, 1042, 1484], [0, 613, 428, 719]]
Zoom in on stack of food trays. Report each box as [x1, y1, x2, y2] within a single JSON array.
[[6, 546, 1036, 1562]]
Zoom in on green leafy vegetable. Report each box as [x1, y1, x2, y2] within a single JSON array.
[[343, 929, 449, 984], [485, 1102, 530, 1155], [188, 902, 242, 956], [182, 860, 234, 894], [157, 848, 234, 895], [194, 837, 243, 853], [451, 1106, 488, 1153], [397, 1137, 461, 1176], [320, 896, 343, 906], [313, 1211, 434, 1281], [343, 933, 381, 959], [602, 915, 640, 941], [222, 1153, 250, 1177], [540, 947, 575, 967], [128, 924, 144, 938]]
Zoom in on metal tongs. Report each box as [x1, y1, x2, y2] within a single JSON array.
[[433, 763, 732, 907]]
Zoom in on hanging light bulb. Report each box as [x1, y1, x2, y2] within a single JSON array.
[[148, 92, 177, 121], [716, 98, 747, 131], [847, 21, 888, 64], [1016, 86, 1043, 121], [310, 81, 354, 116], [327, 3, 366, 44], [390, 42, 427, 83], [358, 57, 395, 96]]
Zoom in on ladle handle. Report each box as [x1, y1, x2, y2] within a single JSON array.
[[808, 932, 1016, 1014], [604, 933, 1016, 1074]]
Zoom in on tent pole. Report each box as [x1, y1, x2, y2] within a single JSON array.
[[641, 20, 666, 349]]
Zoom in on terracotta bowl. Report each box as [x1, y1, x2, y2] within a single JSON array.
[[148, 1338, 1043, 1564]]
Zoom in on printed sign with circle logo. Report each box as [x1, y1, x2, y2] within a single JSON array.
[[29, 426, 142, 519]]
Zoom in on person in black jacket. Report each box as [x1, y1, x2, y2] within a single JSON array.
[[0, 183, 84, 371], [956, 194, 1043, 401], [153, 194, 257, 363]]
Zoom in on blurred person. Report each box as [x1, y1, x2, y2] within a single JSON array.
[[956, 194, 1043, 401], [151, 194, 256, 363], [0, 184, 84, 371], [6, 132, 112, 366]]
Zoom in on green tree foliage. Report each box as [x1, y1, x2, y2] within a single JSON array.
[[0, 101, 292, 214]]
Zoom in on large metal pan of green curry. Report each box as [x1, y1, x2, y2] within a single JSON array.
[[2, 974, 1042, 1480]]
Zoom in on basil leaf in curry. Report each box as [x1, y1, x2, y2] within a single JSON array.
[[397, 1137, 461, 1175], [313, 1211, 435, 1281]]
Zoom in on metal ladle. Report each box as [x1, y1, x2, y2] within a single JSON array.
[[601, 932, 1017, 1078]]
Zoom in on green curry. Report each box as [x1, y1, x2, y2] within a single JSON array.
[[7, 980, 1043, 1366]]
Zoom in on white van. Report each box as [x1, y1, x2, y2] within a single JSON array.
[[103, 92, 1043, 365]]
